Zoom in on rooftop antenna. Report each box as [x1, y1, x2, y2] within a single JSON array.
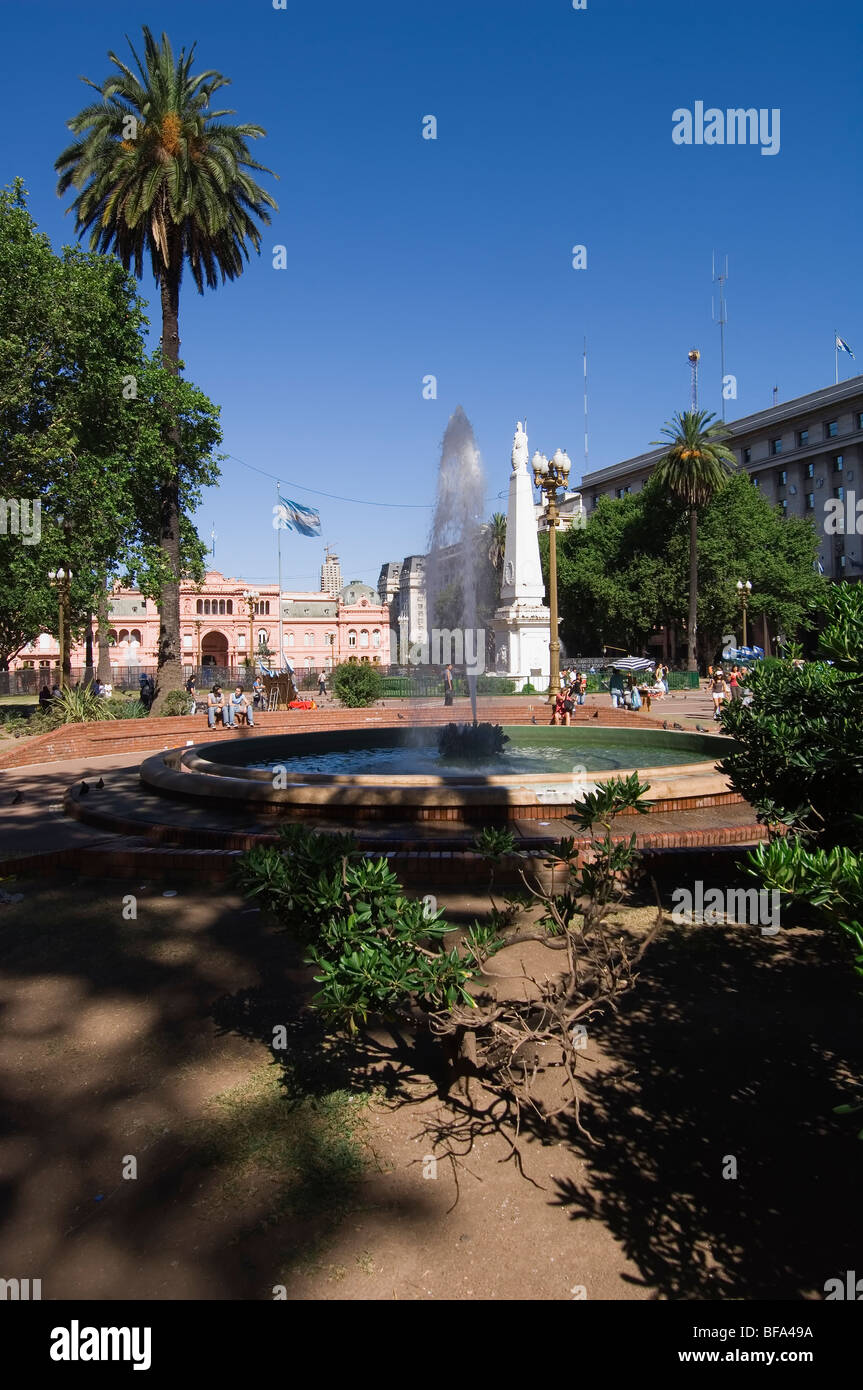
[[688, 348, 701, 411], [712, 252, 729, 420], [773, 385, 779, 405]]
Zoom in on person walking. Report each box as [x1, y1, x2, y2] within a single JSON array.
[[710, 669, 730, 721], [443, 664, 454, 707], [577, 673, 587, 706], [609, 669, 624, 708], [252, 676, 264, 711], [728, 665, 742, 701], [318, 671, 327, 699]]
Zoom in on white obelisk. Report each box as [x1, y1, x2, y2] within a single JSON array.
[[493, 422, 551, 691]]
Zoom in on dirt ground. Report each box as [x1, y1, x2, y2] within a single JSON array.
[[0, 875, 861, 1301]]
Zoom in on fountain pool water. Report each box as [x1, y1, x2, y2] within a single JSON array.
[[242, 726, 716, 778], [141, 724, 730, 826]]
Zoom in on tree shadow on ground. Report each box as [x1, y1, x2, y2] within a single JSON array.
[[541, 922, 863, 1300]]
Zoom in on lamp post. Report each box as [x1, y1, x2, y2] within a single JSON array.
[[532, 446, 572, 701], [242, 588, 260, 669], [48, 567, 73, 687], [736, 579, 752, 649]]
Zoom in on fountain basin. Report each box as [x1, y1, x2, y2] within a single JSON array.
[[140, 725, 735, 824]]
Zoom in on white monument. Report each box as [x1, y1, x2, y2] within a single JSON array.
[[493, 421, 551, 691]]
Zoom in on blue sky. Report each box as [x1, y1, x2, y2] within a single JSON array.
[[3, 0, 861, 588]]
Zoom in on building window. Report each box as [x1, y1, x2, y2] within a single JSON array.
[[833, 454, 844, 471], [359, 629, 369, 648], [258, 629, 269, 648], [825, 420, 838, 438], [835, 486, 845, 502], [305, 658, 313, 670], [348, 630, 357, 647], [196, 599, 203, 614], [325, 632, 335, 646], [752, 476, 760, 488], [806, 493, 814, 510], [777, 469, 787, 486], [226, 600, 233, 615], [742, 447, 751, 465], [372, 629, 381, 648], [130, 629, 141, 644], [797, 429, 809, 447], [840, 554, 847, 571], [238, 633, 246, 648], [770, 438, 783, 456], [203, 599, 210, 615], [781, 500, 788, 514], [857, 412, 863, 431], [286, 631, 295, 647], [806, 461, 814, 478], [183, 634, 193, 649], [303, 632, 313, 647]]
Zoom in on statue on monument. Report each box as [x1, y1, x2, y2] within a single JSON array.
[[511, 420, 529, 473]]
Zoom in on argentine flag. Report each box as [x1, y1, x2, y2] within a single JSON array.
[[836, 333, 855, 358], [272, 496, 322, 537]]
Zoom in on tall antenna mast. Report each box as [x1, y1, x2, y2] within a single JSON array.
[[583, 336, 588, 477], [712, 252, 729, 419]]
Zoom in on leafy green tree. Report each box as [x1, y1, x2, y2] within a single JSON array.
[[55, 26, 277, 707], [0, 181, 221, 678], [550, 473, 823, 664], [652, 410, 736, 669]]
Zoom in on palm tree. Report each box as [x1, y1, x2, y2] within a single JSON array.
[[55, 27, 278, 707], [652, 410, 736, 671], [485, 512, 507, 584]]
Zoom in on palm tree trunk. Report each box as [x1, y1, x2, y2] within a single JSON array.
[[687, 505, 698, 672], [151, 251, 184, 713]]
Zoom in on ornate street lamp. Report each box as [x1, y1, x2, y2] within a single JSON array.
[[736, 579, 752, 649], [532, 446, 572, 701], [242, 588, 260, 666], [48, 567, 73, 686]]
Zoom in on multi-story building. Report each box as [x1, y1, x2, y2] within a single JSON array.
[[320, 546, 343, 596], [578, 375, 863, 582], [12, 570, 390, 677]]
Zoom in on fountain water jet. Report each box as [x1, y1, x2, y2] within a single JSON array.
[[426, 406, 487, 722]]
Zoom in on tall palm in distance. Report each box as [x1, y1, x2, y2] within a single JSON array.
[[485, 511, 507, 588], [55, 26, 278, 705], [652, 410, 736, 671]]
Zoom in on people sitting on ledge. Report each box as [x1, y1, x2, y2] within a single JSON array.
[[207, 685, 233, 728], [230, 685, 254, 727]]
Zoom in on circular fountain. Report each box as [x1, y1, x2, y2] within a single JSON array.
[[140, 723, 730, 825]]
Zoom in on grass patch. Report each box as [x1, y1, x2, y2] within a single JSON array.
[[189, 1063, 370, 1231]]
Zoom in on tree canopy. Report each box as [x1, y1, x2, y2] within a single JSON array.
[[546, 472, 825, 662]]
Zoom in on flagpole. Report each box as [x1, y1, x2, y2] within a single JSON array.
[[835, 330, 839, 386], [276, 484, 285, 668]]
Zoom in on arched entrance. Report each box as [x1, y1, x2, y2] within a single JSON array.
[[201, 630, 229, 667]]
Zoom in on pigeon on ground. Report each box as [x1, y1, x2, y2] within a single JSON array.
[[662, 720, 669, 730], [96, 777, 104, 789], [592, 710, 599, 719], [10, 790, 22, 805], [673, 722, 684, 731], [79, 781, 89, 796], [696, 724, 708, 733], [397, 713, 405, 721], [530, 715, 537, 725]]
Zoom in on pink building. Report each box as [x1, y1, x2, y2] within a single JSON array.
[[12, 571, 391, 676]]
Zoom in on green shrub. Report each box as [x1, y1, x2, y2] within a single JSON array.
[[103, 694, 149, 719], [474, 674, 515, 695], [331, 662, 384, 708], [159, 689, 193, 717]]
